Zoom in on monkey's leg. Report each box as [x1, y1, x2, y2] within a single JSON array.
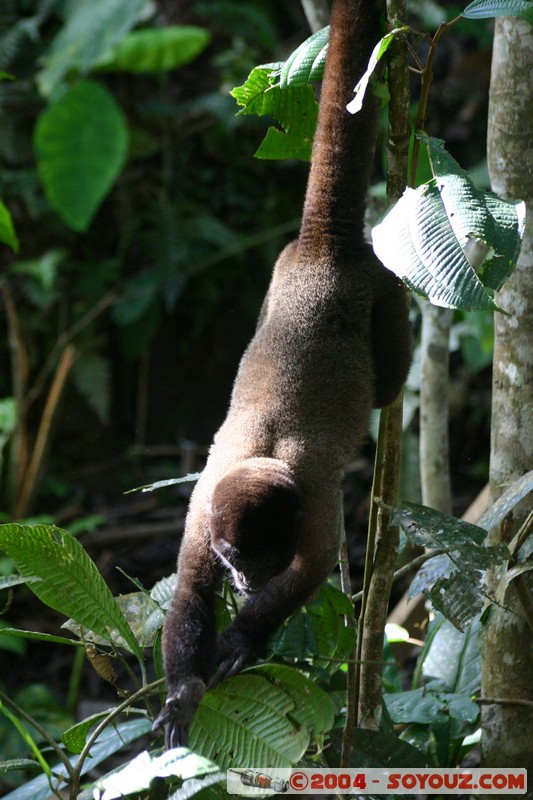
[[371, 269, 412, 408]]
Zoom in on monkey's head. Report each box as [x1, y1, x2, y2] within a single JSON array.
[[208, 458, 303, 593]]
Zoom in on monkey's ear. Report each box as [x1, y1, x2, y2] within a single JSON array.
[[209, 458, 303, 550]]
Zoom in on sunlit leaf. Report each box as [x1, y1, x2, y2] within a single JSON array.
[[0, 524, 142, 659], [347, 28, 407, 114], [372, 137, 525, 309], [231, 65, 318, 161], [463, 0, 533, 24], [279, 26, 329, 87]]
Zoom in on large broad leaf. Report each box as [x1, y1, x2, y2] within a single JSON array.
[[96, 26, 211, 73], [37, 0, 146, 97], [463, 0, 533, 24], [190, 673, 311, 769], [372, 136, 525, 310], [279, 26, 329, 87], [269, 584, 355, 673], [384, 683, 479, 726], [231, 66, 318, 161], [0, 200, 19, 252], [250, 663, 335, 738], [476, 469, 533, 534], [346, 28, 407, 114], [0, 524, 142, 659], [34, 81, 128, 232], [344, 729, 429, 767], [391, 502, 510, 630], [0, 718, 151, 800], [92, 749, 223, 800], [422, 614, 481, 696]]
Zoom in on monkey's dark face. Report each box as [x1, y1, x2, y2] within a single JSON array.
[[208, 460, 303, 593]]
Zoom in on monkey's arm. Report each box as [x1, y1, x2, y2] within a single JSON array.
[[154, 527, 222, 748], [211, 487, 343, 685]]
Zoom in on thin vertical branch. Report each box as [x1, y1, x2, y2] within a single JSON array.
[[339, 534, 357, 767], [355, 0, 410, 735], [2, 283, 30, 503], [358, 396, 404, 729], [300, 0, 331, 33], [419, 303, 453, 513], [413, 18, 461, 516], [14, 345, 76, 518]]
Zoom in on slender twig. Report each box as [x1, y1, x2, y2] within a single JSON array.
[[409, 16, 461, 188], [14, 344, 76, 518], [358, 396, 404, 730], [507, 510, 533, 636], [69, 678, 164, 799], [352, 547, 445, 605], [2, 283, 30, 500], [339, 535, 357, 768], [476, 696, 533, 710], [22, 291, 118, 416], [300, 0, 331, 32], [0, 687, 75, 781], [354, 0, 410, 737]]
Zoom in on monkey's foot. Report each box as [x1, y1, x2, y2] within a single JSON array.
[[152, 677, 206, 749]]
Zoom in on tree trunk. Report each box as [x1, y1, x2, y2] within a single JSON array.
[[481, 15, 533, 781]]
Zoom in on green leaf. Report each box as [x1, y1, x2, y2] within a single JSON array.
[[0, 397, 17, 478], [372, 137, 525, 310], [0, 627, 82, 647], [34, 81, 128, 232], [96, 26, 211, 73], [347, 29, 407, 114], [64, 590, 163, 649], [350, 728, 429, 767], [231, 66, 318, 161], [37, 0, 146, 97], [306, 584, 355, 672], [125, 474, 201, 494], [190, 673, 310, 769], [477, 469, 533, 533], [426, 572, 484, 631], [463, 0, 533, 24], [279, 25, 329, 87], [392, 502, 510, 630], [72, 352, 111, 424], [0, 524, 142, 659], [250, 663, 335, 738], [93, 748, 223, 799], [0, 759, 41, 773], [0, 200, 19, 253], [0, 718, 151, 800], [269, 584, 355, 672], [422, 615, 481, 696], [11, 250, 67, 296], [385, 684, 479, 727], [61, 708, 147, 754]]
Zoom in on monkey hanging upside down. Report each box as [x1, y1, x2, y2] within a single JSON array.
[[154, 0, 412, 748]]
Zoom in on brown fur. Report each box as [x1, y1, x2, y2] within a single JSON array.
[[154, 0, 412, 747]]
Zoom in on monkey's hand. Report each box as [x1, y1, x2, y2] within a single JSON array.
[[152, 677, 206, 748], [210, 625, 258, 687]]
